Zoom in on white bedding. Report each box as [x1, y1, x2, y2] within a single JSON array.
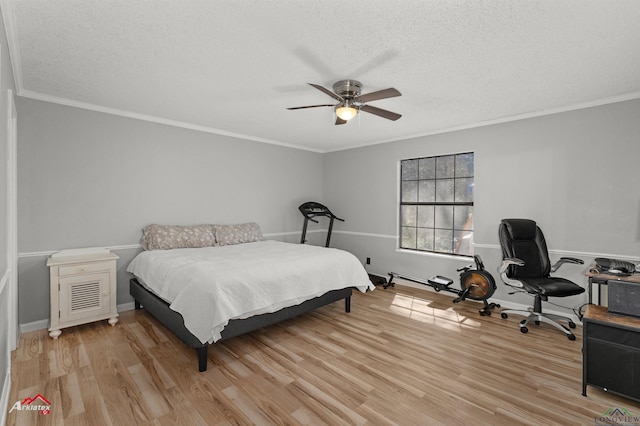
[[126, 240, 374, 344]]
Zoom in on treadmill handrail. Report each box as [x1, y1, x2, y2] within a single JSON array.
[[298, 202, 344, 221]]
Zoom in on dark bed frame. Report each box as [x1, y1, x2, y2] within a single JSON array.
[[129, 278, 352, 372]]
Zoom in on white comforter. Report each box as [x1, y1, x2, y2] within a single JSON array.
[[126, 240, 374, 344]]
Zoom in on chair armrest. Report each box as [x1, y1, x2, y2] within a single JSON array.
[[499, 257, 525, 273], [551, 256, 584, 272], [499, 257, 525, 288]]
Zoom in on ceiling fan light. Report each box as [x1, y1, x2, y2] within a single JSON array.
[[335, 106, 358, 121]]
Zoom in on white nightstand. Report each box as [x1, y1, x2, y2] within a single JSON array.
[[46, 247, 119, 339]]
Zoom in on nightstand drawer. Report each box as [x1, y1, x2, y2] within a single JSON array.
[[58, 261, 112, 277]]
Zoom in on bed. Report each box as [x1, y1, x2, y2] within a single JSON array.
[[126, 223, 373, 371]]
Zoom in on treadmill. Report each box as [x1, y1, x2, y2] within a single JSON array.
[[298, 202, 344, 247]]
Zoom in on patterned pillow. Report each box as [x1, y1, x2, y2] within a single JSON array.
[[214, 223, 263, 246], [141, 224, 216, 250]]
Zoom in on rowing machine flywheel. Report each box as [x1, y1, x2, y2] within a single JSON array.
[[459, 270, 496, 301]]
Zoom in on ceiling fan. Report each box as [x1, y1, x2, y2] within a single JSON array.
[[287, 80, 402, 125]]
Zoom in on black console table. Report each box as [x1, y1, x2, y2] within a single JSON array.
[[582, 304, 640, 402]]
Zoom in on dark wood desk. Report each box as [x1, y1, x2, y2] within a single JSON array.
[[582, 305, 640, 402], [585, 266, 640, 305]]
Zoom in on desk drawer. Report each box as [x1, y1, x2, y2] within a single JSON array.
[[58, 261, 112, 277]]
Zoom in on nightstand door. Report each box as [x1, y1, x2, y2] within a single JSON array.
[[58, 272, 111, 323]]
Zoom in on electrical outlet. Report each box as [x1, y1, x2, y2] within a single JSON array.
[[366, 257, 371, 265]]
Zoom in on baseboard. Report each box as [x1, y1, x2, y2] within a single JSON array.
[[19, 319, 48, 334], [1, 371, 11, 426], [117, 302, 135, 312], [19, 301, 138, 333]]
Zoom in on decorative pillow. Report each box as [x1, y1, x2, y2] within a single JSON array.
[[141, 224, 216, 250], [214, 222, 263, 246]]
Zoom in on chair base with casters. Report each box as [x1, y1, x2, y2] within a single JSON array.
[[499, 293, 577, 340], [498, 219, 585, 341]]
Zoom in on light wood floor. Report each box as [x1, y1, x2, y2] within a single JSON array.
[[7, 285, 640, 425]]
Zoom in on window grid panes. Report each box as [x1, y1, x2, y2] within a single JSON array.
[[400, 152, 474, 256]]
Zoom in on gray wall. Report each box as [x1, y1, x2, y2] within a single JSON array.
[[16, 95, 640, 326], [324, 99, 640, 314], [17, 98, 325, 324]]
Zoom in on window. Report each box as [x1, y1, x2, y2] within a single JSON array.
[[400, 152, 474, 256]]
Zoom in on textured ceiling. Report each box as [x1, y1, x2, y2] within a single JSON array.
[[3, 0, 640, 152]]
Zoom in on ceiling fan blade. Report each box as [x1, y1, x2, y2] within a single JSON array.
[[335, 116, 347, 125], [287, 104, 335, 110], [356, 88, 401, 103], [308, 83, 344, 102], [360, 104, 402, 121]]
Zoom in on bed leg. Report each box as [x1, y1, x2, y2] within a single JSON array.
[[197, 345, 209, 372], [345, 296, 351, 313], [134, 301, 141, 310]]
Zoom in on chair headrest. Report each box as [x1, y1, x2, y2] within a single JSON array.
[[501, 219, 537, 240]]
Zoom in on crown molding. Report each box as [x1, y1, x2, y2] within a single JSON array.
[[17, 90, 324, 153], [330, 91, 640, 153], [18, 89, 640, 155]]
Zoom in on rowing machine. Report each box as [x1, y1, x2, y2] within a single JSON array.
[[386, 255, 499, 316]]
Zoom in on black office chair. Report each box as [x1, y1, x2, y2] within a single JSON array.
[[498, 219, 585, 340]]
